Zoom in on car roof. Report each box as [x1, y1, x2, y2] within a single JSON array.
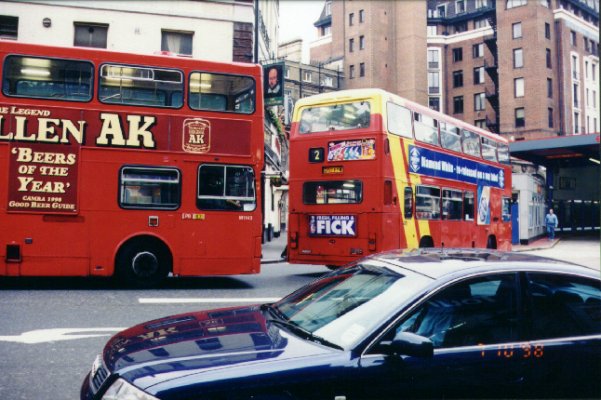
[[371, 248, 598, 280]]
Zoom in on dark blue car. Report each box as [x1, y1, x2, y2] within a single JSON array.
[[81, 249, 601, 399]]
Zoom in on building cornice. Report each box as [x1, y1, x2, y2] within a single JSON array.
[[553, 8, 599, 40], [427, 27, 494, 45]]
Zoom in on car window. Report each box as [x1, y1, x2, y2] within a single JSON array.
[[393, 273, 519, 348], [525, 273, 601, 340]]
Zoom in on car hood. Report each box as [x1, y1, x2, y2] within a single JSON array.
[[102, 305, 338, 390]]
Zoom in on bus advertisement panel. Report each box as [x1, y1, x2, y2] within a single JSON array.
[[287, 89, 512, 268], [0, 41, 264, 286]]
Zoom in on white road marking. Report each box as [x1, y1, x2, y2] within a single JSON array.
[[138, 297, 280, 304], [0, 328, 125, 344]]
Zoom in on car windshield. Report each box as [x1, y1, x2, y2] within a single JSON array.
[[273, 261, 431, 349]]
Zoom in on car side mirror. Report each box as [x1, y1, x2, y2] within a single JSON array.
[[381, 332, 434, 358]]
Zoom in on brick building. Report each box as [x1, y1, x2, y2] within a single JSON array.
[[310, 0, 599, 141]]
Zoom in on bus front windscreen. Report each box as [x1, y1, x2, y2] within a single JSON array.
[[299, 101, 371, 133]]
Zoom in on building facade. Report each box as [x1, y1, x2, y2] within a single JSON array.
[[0, 0, 257, 62], [310, 0, 428, 104], [426, 0, 599, 140]]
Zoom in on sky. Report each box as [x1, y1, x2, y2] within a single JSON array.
[[278, 0, 324, 62]]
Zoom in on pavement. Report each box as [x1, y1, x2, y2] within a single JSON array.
[[261, 231, 560, 263]]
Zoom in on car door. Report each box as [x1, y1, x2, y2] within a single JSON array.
[[359, 272, 528, 399], [521, 272, 601, 398]]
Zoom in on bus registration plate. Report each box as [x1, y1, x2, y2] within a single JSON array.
[[309, 215, 356, 237]]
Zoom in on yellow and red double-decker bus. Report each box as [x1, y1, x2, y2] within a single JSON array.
[[287, 89, 512, 268], [0, 41, 264, 285]]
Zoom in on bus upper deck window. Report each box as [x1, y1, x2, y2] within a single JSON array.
[[299, 101, 371, 133], [414, 113, 439, 146], [189, 72, 255, 114], [3, 55, 93, 101], [99, 64, 183, 108]]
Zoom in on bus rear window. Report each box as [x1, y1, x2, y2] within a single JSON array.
[[299, 101, 371, 133], [197, 164, 256, 211], [3, 55, 93, 101], [189, 72, 255, 114], [120, 166, 181, 209], [99, 64, 183, 108], [303, 181, 363, 205]]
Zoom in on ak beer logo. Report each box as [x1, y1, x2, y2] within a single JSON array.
[[183, 118, 210, 153]]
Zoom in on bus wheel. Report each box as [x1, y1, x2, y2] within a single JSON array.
[[486, 235, 497, 249], [116, 238, 171, 287], [419, 236, 434, 248], [326, 265, 339, 270]]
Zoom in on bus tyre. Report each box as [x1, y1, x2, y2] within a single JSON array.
[[116, 239, 170, 287], [486, 236, 497, 249], [326, 265, 339, 270]]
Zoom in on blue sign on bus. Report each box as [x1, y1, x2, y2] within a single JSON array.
[[408, 145, 504, 189]]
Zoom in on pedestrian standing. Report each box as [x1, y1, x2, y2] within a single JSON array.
[[545, 208, 559, 240]]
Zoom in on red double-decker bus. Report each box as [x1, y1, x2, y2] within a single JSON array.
[[0, 41, 264, 285], [287, 89, 512, 268]]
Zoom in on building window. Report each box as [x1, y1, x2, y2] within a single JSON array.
[[474, 18, 489, 29], [359, 35, 365, 50], [545, 22, 551, 39], [453, 96, 464, 114], [514, 77, 524, 97], [303, 71, 312, 82], [570, 30, 577, 46], [572, 55, 579, 79], [428, 49, 439, 69], [513, 48, 523, 68], [429, 97, 441, 111], [475, 119, 486, 129], [359, 9, 365, 23], [456, 0, 466, 13], [349, 38, 354, 52], [74, 23, 108, 48], [454, 22, 468, 33], [325, 1, 332, 16], [437, 4, 446, 17], [359, 62, 365, 77], [573, 83, 579, 108], [548, 108, 553, 128], [474, 93, 485, 111], [429, 72, 440, 94], [507, 0, 527, 8], [473, 66, 485, 84], [349, 64, 355, 79], [452, 47, 463, 62], [547, 78, 553, 98], [453, 70, 463, 88], [512, 22, 522, 39], [574, 112, 580, 133], [427, 25, 437, 36], [321, 25, 331, 36], [546, 48, 552, 68], [472, 43, 484, 58], [0, 15, 18, 39], [515, 107, 525, 128], [349, 13, 354, 26], [584, 37, 590, 52], [161, 30, 193, 55]]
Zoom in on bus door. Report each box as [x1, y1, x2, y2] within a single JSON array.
[[440, 188, 465, 248]]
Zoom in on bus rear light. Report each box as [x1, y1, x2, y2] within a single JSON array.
[[368, 233, 377, 251], [6, 244, 21, 263], [290, 232, 298, 249]]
